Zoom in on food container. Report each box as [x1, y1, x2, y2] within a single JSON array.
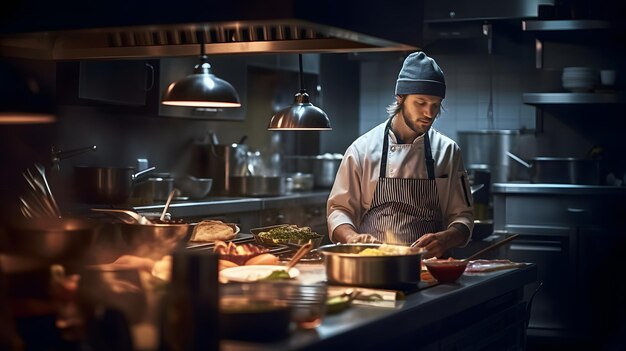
[[3, 217, 100, 262], [286, 173, 314, 192], [317, 244, 425, 288], [174, 176, 213, 199], [74, 166, 155, 204], [229, 176, 287, 197], [507, 152, 601, 185], [250, 224, 324, 248], [423, 259, 468, 283], [117, 222, 190, 260]]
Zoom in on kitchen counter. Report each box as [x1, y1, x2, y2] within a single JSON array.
[[133, 190, 331, 218], [221, 264, 538, 351], [492, 182, 626, 195]]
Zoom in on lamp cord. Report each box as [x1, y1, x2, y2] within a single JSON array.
[[199, 30, 205, 56], [298, 54, 304, 91]]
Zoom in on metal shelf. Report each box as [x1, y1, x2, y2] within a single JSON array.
[[522, 19, 612, 31], [523, 92, 626, 104]]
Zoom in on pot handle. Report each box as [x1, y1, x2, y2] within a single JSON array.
[[132, 166, 156, 181], [506, 151, 531, 169]]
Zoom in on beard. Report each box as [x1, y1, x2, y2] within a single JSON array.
[[400, 105, 432, 135]]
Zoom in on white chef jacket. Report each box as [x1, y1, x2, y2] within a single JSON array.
[[327, 120, 474, 244]]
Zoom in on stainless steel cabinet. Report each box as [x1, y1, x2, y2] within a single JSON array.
[[493, 185, 626, 345]]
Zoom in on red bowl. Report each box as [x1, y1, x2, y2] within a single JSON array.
[[424, 259, 468, 283], [218, 243, 269, 265]]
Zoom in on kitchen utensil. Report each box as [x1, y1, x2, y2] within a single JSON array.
[[220, 286, 292, 342], [117, 221, 190, 260], [160, 188, 180, 221], [317, 243, 426, 288], [506, 151, 601, 184], [229, 175, 286, 197], [464, 234, 519, 261], [458, 130, 532, 183], [286, 242, 312, 270], [132, 175, 174, 203], [312, 154, 342, 188], [423, 234, 518, 283], [34, 163, 62, 217], [286, 172, 314, 192], [51, 145, 97, 171], [91, 208, 152, 225], [74, 166, 156, 204], [3, 218, 100, 261], [174, 176, 212, 199]]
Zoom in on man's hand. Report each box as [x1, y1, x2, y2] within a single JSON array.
[[332, 224, 381, 244], [412, 226, 468, 259]]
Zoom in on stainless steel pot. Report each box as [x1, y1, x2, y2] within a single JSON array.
[[506, 152, 601, 185], [318, 244, 425, 288], [229, 176, 286, 197], [313, 155, 342, 188], [118, 222, 190, 260], [286, 173, 314, 192], [458, 130, 533, 183], [74, 166, 155, 204]]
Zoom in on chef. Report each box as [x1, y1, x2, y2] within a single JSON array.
[[326, 52, 474, 258]]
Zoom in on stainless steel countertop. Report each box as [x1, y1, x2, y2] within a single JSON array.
[[134, 190, 331, 217], [492, 182, 626, 195]]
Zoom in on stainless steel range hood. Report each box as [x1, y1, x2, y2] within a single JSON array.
[[0, 1, 422, 60]]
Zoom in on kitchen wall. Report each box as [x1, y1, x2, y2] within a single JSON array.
[[357, 25, 626, 177]]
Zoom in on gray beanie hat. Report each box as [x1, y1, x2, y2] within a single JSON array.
[[395, 52, 446, 98]]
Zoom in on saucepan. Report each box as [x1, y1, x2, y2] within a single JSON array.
[[74, 166, 156, 204], [506, 152, 601, 185], [317, 243, 426, 288]]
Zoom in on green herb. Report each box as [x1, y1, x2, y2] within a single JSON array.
[[258, 225, 320, 240], [258, 270, 292, 281]]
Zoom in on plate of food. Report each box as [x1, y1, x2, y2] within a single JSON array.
[[220, 265, 300, 283], [250, 224, 324, 248]]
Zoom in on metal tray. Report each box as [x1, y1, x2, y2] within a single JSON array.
[[249, 224, 324, 248]]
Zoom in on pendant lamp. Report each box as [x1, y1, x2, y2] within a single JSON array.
[[268, 54, 331, 131], [161, 33, 241, 108]]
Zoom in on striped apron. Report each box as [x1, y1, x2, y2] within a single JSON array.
[[358, 118, 443, 245]]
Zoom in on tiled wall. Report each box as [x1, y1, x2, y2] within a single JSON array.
[[359, 53, 538, 142]]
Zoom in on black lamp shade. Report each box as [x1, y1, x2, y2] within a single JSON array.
[[268, 90, 331, 130], [161, 58, 241, 108]]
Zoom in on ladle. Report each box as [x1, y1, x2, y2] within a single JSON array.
[[286, 242, 313, 270], [160, 188, 180, 222]]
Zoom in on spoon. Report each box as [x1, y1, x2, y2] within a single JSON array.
[[286, 242, 313, 270], [160, 188, 180, 222]]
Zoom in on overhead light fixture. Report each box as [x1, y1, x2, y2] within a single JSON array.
[[161, 32, 241, 108], [268, 54, 331, 131], [0, 61, 56, 125]]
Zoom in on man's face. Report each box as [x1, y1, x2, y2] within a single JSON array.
[[398, 94, 442, 135]]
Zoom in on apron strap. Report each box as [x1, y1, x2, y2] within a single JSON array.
[[380, 117, 436, 180], [424, 132, 435, 180], [380, 118, 393, 179]]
